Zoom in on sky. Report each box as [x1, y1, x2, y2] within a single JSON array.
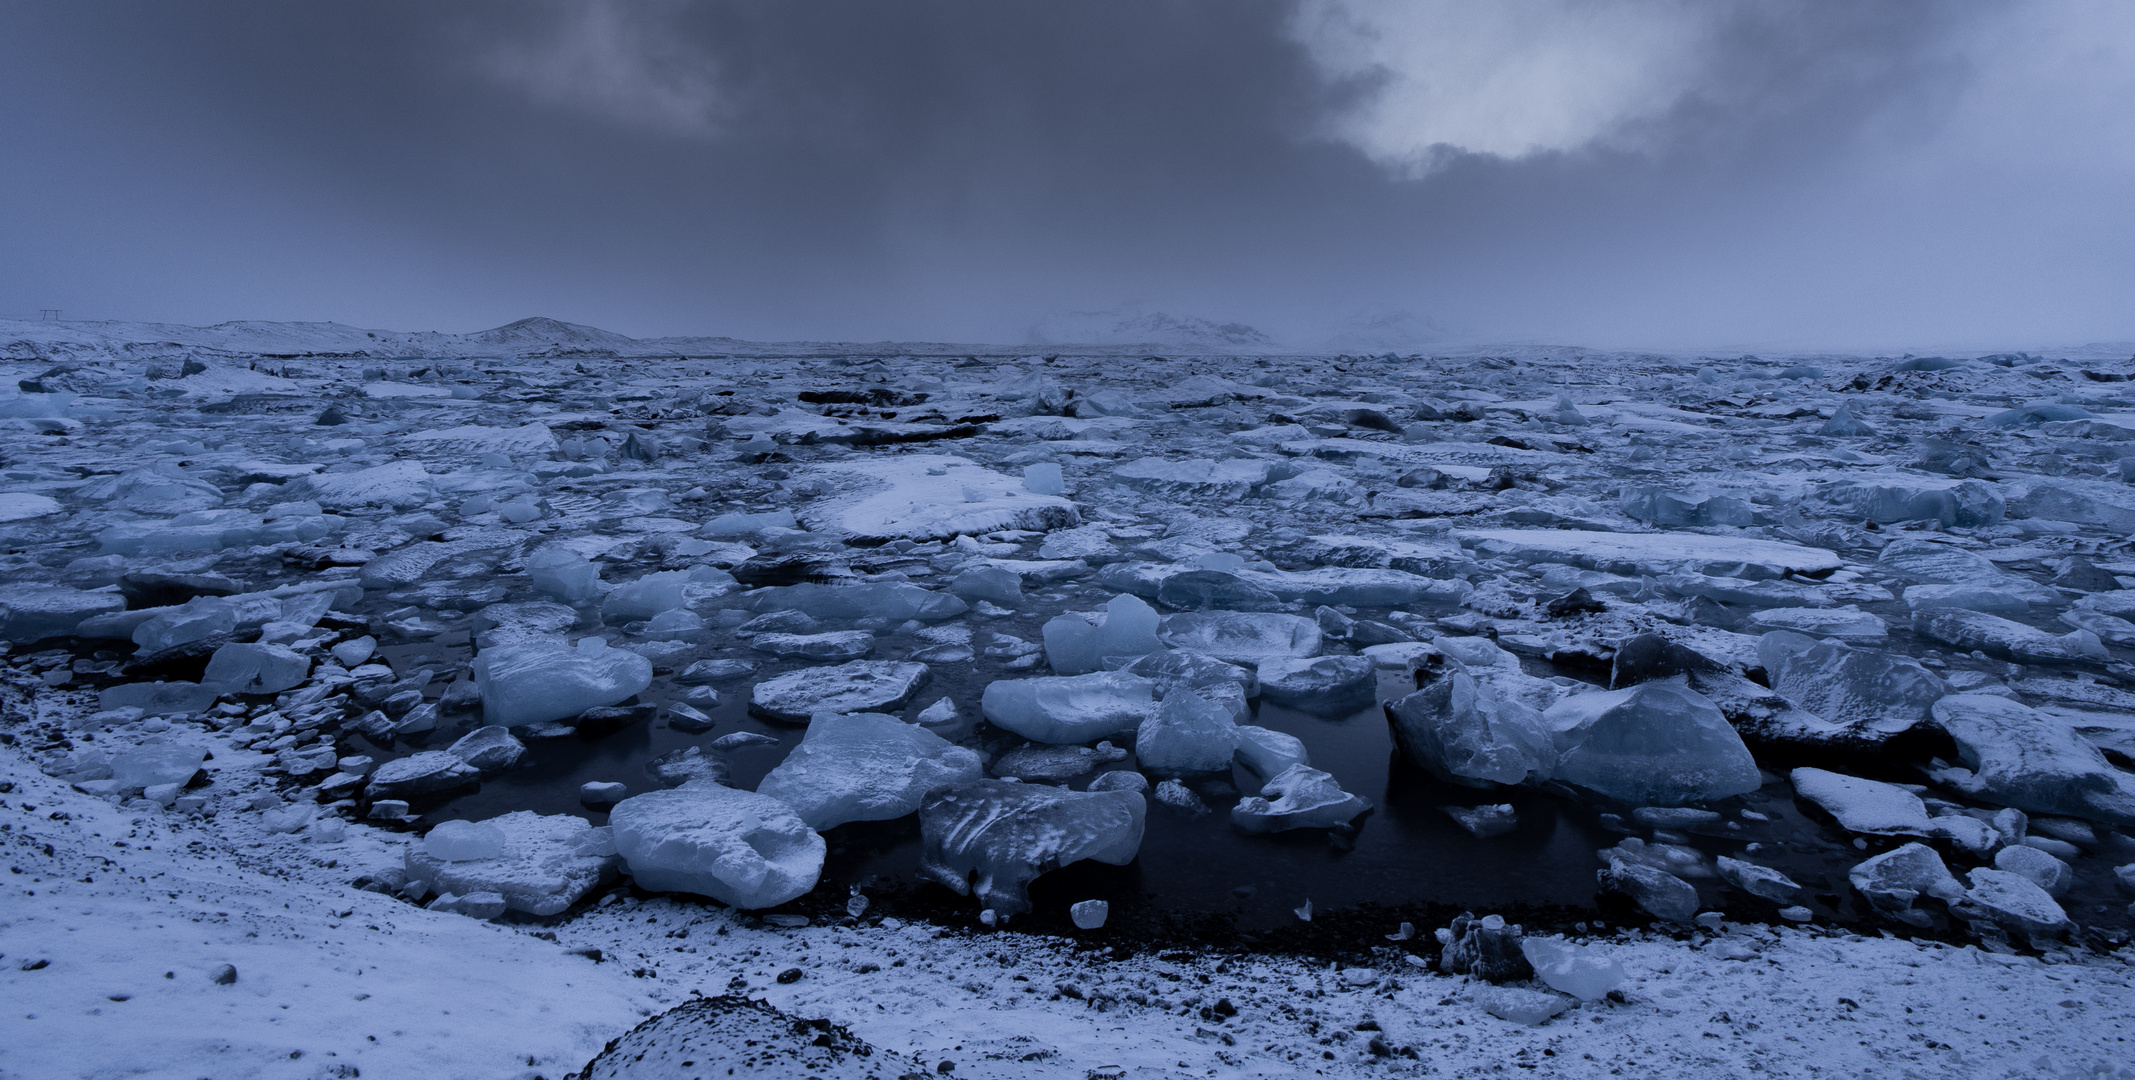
[[1, 1, 2132, 352]]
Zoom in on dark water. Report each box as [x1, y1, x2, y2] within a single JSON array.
[[359, 582, 2134, 938]]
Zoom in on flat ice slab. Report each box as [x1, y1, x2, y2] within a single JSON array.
[[1455, 528, 1842, 580], [798, 454, 1079, 542]]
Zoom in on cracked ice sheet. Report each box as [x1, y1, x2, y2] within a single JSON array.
[[798, 453, 1080, 542]]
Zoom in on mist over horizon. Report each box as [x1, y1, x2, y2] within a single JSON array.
[[3, 2, 2133, 353]]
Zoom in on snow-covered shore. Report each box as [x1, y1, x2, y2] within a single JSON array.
[[4, 730, 2130, 1080]]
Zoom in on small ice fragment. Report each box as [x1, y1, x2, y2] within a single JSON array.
[[710, 732, 780, 751], [528, 547, 602, 603], [1230, 764, 1371, 833], [581, 781, 628, 807], [1022, 462, 1066, 495], [950, 566, 1023, 608], [665, 702, 716, 733], [330, 635, 377, 668], [1087, 771, 1148, 793], [1069, 899, 1108, 929], [1520, 937, 1624, 1001], [1135, 691, 1238, 776], [1443, 803, 1517, 838], [1716, 856, 1799, 902], [1476, 986, 1570, 1026]]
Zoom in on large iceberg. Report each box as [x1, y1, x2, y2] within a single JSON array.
[[980, 671, 1154, 744], [1756, 632, 1947, 738], [609, 783, 826, 909], [918, 780, 1146, 917], [404, 811, 619, 916], [755, 712, 983, 830], [1816, 477, 2003, 528], [1543, 681, 1761, 806], [473, 637, 654, 728], [0, 583, 125, 643], [1133, 690, 1239, 776], [1155, 611, 1320, 666], [1255, 655, 1375, 707], [1930, 694, 2135, 828], [1385, 668, 1556, 788], [749, 660, 930, 722], [1041, 594, 1161, 674]]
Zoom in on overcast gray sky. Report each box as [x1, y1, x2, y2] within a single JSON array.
[[2, 1, 2130, 351]]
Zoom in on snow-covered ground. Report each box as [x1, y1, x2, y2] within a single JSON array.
[[4, 733, 2130, 1080], [5, 321, 2135, 1077]]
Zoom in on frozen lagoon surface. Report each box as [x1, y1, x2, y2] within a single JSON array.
[[2, 322, 2134, 1076]]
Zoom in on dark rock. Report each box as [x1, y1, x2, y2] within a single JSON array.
[[1438, 912, 1531, 983], [210, 963, 237, 985], [731, 556, 854, 589], [1544, 587, 1607, 618], [777, 967, 804, 984], [284, 546, 374, 571], [576, 994, 925, 1079], [1345, 408, 1402, 433], [577, 703, 658, 734], [2053, 556, 2122, 593], [1609, 633, 1726, 689]]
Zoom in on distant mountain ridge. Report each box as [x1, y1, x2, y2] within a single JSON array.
[[0, 316, 704, 362], [1026, 310, 1276, 350], [3, 314, 2117, 363], [0, 312, 1285, 362]]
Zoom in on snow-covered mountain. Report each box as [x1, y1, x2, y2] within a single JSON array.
[[0, 316, 644, 362]]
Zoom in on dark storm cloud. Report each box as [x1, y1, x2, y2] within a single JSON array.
[[0, 1, 2128, 349]]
